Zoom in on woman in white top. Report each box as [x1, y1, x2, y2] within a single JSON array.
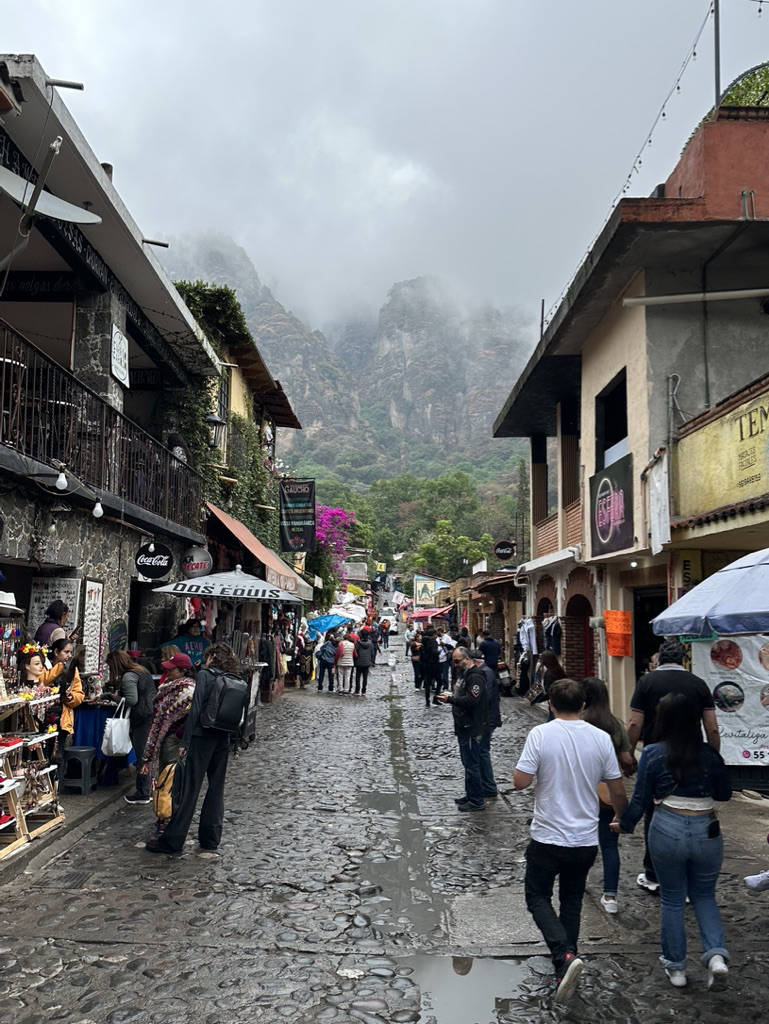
[[336, 635, 356, 693]]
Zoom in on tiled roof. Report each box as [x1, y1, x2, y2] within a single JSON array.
[[671, 492, 769, 529]]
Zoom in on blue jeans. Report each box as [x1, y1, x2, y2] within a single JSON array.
[[317, 662, 335, 690], [479, 729, 498, 796], [439, 661, 450, 691], [649, 807, 729, 970], [598, 804, 619, 895], [457, 733, 484, 806]]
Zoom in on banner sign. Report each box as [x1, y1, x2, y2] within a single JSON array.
[[279, 479, 316, 552], [649, 453, 671, 556], [414, 573, 450, 607], [589, 454, 634, 556], [111, 323, 130, 388], [692, 634, 769, 766]]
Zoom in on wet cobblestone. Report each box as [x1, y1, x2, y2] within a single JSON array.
[[1, 639, 768, 1022]]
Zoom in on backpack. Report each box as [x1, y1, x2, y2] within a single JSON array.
[[199, 670, 248, 733]]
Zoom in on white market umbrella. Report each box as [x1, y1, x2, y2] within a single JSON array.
[[153, 565, 299, 604]]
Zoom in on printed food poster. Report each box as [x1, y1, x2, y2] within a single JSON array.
[[692, 634, 769, 766]]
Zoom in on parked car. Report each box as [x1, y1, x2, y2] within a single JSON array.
[[380, 605, 399, 634]]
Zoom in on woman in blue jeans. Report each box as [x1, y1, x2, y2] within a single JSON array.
[[616, 693, 731, 991], [582, 678, 634, 914]]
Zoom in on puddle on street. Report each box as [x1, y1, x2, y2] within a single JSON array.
[[401, 954, 526, 1023]]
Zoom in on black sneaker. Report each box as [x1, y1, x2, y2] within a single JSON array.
[[554, 954, 583, 1003], [124, 793, 151, 805], [145, 838, 180, 855], [454, 796, 469, 804], [457, 801, 484, 812]]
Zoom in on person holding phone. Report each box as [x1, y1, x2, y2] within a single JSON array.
[[615, 693, 732, 991]]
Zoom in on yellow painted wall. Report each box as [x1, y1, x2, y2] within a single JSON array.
[[580, 271, 649, 560], [222, 347, 253, 420], [676, 384, 769, 516]]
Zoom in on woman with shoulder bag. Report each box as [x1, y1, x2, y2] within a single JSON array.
[[582, 677, 634, 915], [615, 693, 731, 991], [106, 651, 156, 805]]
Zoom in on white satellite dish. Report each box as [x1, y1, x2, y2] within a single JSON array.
[[0, 164, 102, 225]]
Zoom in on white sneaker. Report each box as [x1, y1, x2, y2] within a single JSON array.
[[665, 968, 687, 988], [707, 954, 728, 991], [600, 893, 618, 914], [637, 872, 660, 893], [744, 869, 769, 892]]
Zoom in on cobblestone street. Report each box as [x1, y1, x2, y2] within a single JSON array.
[[2, 637, 768, 1024]]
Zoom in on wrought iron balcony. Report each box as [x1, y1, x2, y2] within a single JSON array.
[[0, 317, 202, 531]]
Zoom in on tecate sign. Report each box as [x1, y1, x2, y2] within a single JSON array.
[[182, 546, 213, 579], [134, 543, 173, 579]]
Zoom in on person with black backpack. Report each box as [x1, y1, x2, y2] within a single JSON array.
[[145, 643, 247, 855]]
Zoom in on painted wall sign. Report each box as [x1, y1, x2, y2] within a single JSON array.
[[278, 478, 316, 552], [677, 385, 769, 517], [134, 543, 173, 580], [3, 271, 75, 301], [181, 546, 213, 579], [111, 323, 130, 387], [494, 540, 515, 561], [413, 573, 450, 607], [589, 454, 634, 556]]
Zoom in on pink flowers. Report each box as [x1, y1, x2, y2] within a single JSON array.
[[315, 505, 356, 582]]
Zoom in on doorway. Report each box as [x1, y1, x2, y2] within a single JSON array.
[[633, 586, 668, 678], [564, 594, 594, 679]]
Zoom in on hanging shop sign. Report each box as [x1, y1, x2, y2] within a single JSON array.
[[107, 618, 128, 652], [181, 546, 213, 579], [134, 543, 173, 580], [589, 454, 634, 557], [82, 580, 104, 674], [692, 634, 769, 766], [494, 540, 516, 561], [111, 323, 130, 388], [278, 478, 316, 552], [604, 609, 633, 658]]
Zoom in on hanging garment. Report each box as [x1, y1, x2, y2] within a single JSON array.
[[543, 617, 562, 656]]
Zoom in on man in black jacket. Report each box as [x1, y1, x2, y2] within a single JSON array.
[[420, 628, 441, 708], [145, 643, 239, 855], [472, 648, 501, 799], [437, 647, 488, 811]]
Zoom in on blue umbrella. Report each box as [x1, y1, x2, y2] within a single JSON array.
[[652, 547, 769, 637], [306, 613, 352, 638]]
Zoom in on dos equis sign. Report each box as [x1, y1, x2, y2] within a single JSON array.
[[589, 454, 634, 556]]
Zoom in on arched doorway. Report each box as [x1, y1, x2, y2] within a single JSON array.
[[564, 594, 595, 679]]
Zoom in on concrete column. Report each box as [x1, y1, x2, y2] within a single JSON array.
[[73, 287, 126, 412]]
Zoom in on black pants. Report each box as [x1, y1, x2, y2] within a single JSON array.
[[317, 662, 335, 691], [643, 805, 657, 882], [412, 662, 423, 688], [524, 839, 597, 972], [162, 732, 230, 852], [422, 668, 438, 706], [354, 666, 369, 693], [130, 717, 151, 798]]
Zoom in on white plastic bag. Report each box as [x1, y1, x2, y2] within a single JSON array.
[[101, 698, 132, 757]]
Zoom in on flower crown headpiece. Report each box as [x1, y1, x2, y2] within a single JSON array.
[[19, 642, 47, 657]]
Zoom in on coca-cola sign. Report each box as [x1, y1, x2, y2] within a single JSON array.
[[182, 546, 213, 579], [134, 543, 173, 580]]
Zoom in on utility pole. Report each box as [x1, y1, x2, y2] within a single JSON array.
[[713, 0, 721, 117]]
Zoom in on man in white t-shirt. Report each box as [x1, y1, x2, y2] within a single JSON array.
[[514, 678, 627, 1003]]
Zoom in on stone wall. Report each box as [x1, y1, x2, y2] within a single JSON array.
[[0, 484, 188, 669]]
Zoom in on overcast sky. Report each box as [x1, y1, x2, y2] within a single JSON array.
[[7, 1, 769, 330]]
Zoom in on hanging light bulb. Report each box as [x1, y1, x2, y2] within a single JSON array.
[[92, 501, 104, 519], [55, 470, 68, 490], [48, 518, 57, 534], [148, 541, 155, 553]]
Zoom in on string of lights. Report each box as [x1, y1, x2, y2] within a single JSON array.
[[541, 0, 766, 333]]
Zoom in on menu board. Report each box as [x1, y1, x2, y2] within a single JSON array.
[[28, 577, 82, 639], [692, 634, 769, 766], [82, 580, 104, 673]]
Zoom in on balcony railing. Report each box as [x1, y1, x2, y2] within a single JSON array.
[[0, 318, 202, 531], [534, 512, 559, 558], [565, 498, 583, 547]]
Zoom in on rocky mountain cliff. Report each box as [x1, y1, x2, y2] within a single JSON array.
[[162, 234, 529, 484]]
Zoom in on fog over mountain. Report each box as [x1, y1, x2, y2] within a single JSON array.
[[163, 234, 529, 484]]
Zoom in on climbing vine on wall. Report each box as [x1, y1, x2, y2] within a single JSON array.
[[226, 412, 278, 547]]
